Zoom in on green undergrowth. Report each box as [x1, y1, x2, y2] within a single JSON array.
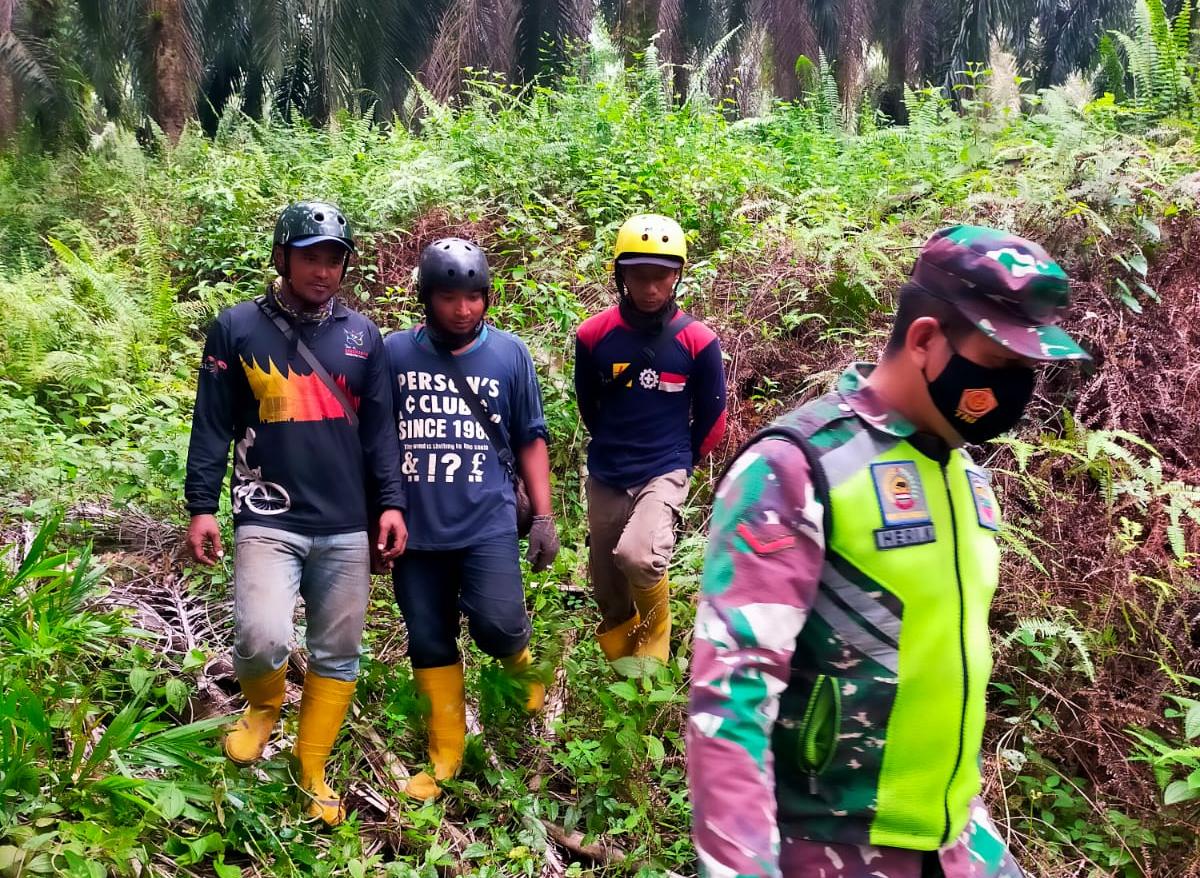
[[0, 57, 1198, 877]]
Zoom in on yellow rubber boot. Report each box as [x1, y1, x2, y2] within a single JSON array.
[[633, 575, 671, 663], [405, 664, 466, 801], [293, 672, 356, 826], [224, 665, 287, 765], [500, 647, 546, 712], [595, 612, 641, 662]]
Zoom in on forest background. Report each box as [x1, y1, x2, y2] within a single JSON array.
[[1, 0, 1200, 876]]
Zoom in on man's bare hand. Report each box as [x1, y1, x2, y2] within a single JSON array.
[[187, 514, 224, 566], [376, 509, 408, 568]]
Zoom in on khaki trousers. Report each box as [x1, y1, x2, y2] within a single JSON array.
[[586, 469, 689, 629]]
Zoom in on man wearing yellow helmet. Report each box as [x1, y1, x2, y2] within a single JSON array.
[[574, 214, 728, 665]]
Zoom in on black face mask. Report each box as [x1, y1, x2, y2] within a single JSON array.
[[925, 342, 1036, 444], [618, 294, 677, 335]]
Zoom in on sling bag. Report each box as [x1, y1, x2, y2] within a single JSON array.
[[436, 343, 534, 537], [597, 313, 695, 397]]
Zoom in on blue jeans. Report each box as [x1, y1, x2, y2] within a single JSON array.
[[391, 535, 531, 669], [232, 526, 370, 682]]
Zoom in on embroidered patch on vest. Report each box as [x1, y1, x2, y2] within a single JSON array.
[[870, 461, 931, 527], [967, 469, 1000, 531], [874, 524, 937, 549]]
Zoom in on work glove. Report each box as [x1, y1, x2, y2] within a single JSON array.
[[525, 515, 560, 573]]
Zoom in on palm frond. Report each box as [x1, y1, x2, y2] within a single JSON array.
[[420, 0, 493, 102], [0, 31, 55, 105]]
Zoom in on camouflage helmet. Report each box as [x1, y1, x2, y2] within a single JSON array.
[[911, 224, 1091, 362], [272, 201, 355, 252], [417, 238, 491, 304]]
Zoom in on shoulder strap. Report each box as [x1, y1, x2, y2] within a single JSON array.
[[715, 421, 834, 541], [255, 295, 360, 430], [598, 313, 695, 398], [436, 343, 517, 476]]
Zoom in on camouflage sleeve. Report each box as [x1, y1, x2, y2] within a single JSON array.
[[687, 438, 825, 878]]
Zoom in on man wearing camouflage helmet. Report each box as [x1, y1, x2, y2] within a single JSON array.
[[185, 201, 407, 826], [687, 226, 1090, 877], [384, 237, 558, 800]]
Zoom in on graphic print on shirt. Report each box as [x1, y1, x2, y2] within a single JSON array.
[[240, 355, 360, 423], [611, 362, 634, 388], [610, 361, 687, 393], [395, 369, 502, 485], [231, 428, 291, 515], [344, 328, 369, 360]]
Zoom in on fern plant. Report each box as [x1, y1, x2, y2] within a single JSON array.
[[1128, 689, 1200, 805], [1110, 0, 1197, 121], [634, 36, 672, 118], [684, 25, 742, 109], [1006, 613, 1097, 682], [994, 418, 1200, 565]]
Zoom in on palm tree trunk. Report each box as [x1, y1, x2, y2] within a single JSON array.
[[148, 0, 194, 143], [765, 0, 818, 100], [0, 0, 16, 143], [657, 0, 685, 98], [878, 0, 913, 122], [834, 0, 871, 108]]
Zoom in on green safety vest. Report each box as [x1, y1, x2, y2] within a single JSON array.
[[763, 397, 1002, 851]]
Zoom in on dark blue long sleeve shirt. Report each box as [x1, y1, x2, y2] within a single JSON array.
[[185, 296, 405, 534], [575, 306, 727, 489]]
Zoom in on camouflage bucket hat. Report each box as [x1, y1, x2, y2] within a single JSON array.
[[911, 225, 1091, 362]]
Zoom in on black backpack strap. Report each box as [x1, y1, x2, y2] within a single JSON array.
[[255, 295, 360, 430], [715, 422, 834, 542], [598, 313, 695, 398], [436, 343, 517, 478]]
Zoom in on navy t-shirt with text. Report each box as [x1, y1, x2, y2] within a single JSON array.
[[385, 325, 548, 551]]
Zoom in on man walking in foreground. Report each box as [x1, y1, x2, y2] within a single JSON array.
[[386, 237, 558, 800], [688, 226, 1091, 877], [185, 201, 407, 826]]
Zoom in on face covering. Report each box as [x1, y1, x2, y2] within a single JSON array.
[[618, 294, 677, 334], [925, 340, 1036, 444]]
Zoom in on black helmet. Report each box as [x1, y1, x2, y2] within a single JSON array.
[[273, 201, 355, 252], [417, 238, 491, 304]]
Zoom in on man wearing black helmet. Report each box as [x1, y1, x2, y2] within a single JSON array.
[[185, 201, 407, 826], [384, 237, 558, 801]]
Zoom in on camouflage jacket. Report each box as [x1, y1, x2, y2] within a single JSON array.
[[686, 364, 1025, 878]]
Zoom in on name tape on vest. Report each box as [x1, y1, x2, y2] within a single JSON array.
[[874, 524, 937, 550]]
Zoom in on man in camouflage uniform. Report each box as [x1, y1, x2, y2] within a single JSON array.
[[687, 226, 1091, 878]]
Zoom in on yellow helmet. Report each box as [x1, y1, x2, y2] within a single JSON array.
[[613, 214, 686, 268]]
